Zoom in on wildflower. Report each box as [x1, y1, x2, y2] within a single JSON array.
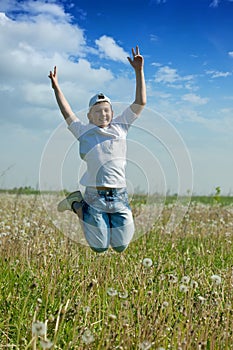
[[179, 284, 189, 293], [108, 313, 117, 320], [211, 274, 222, 285], [40, 339, 53, 349], [162, 301, 169, 308], [107, 287, 118, 297], [139, 340, 152, 350], [190, 280, 199, 288], [198, 296, 206, 303], [121, 300, 129, 308], [32, 321, 46, 336], [118, 291, 128, 299], [82, 329, 95, 344], [159, 274, 166, 281], [168, 274, 178, 283], [142, 258, 153, 267], [83, 306, 91, 313], [181, 276, 190, 284]]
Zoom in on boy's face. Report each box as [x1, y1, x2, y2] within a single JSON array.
[[87, 102, 113, 128]]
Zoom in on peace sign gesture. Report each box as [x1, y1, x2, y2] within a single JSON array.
[[127, 45, 144, 71]]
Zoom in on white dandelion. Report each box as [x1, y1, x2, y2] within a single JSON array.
[[198, 295, 206, 303], [118, 291, 128, 299], [190, 280, 199, 288], [179, 284, 189, 293], [139, 340, 152, 350], [40, 339, 53, 349], [211, 274, 222, 285], [107, 287, 118, 297], [32, 321, 46, 336], [108, 313, 117, 320], [181, 276, 190, 284], [142, 258, 153, 267], [168, 274, 178, 283], [83, 306, 91, 313], [162, 301, 169, 308], [82, 328, 95, 345]]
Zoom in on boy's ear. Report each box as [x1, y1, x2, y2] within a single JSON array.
[[87, 111, 91, 121]]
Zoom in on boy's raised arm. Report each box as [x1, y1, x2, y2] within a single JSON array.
[[127, 46, 147, 115], [48, 66, 77, 125]]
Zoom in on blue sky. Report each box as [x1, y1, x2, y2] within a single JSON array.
[[0, 0, 233, 195]]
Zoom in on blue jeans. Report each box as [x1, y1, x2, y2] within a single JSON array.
[[82, 187, 134, 253]]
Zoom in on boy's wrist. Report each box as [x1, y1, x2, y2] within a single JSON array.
[[134, 67, 144, 74]]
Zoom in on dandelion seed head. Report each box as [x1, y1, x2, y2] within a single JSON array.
[[83, 306, 91, 313], [32, 321, 46, 336], [142, 258, 153, 267], [181, 276, 190, 284], [198, 295, 206, 303], [211, 274, 222, 285], [190, 280, 198, 288], [82, 328, 95, 344], [162, 301, 169, 308], [108, 313, 117, 320], [179, 284, 189, 293], [40, 339, 53, 349], [168, 274, 178, 283], [107, 287, 118, 297], [139, 340, 152, 350], [118, 291, 128, 299]]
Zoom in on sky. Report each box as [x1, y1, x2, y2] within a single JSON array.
[[0, 0, 233, 195]]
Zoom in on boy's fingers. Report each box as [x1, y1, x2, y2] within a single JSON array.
[[136, 46, 139, 55], [131, 47, 136, 57]]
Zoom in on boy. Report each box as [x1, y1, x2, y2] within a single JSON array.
[[48, 45, 146, 253]]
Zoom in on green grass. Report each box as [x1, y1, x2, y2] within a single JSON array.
[[0, 193, 233, 349]]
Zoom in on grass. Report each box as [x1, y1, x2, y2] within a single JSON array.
[[0, 193, 233, 349]]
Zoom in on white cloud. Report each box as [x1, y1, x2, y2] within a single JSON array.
[[206, 70, 232, 78], [228, 51, 233, 58], [151, 62, 162, 67], [0, 7, 124, 130], [209, 0, 220, 7], [182, 93, 209, 105], [95, 35, 129, 63], [155, 65, 194, 86], [0, 13, 86, 59], [0, 0, 71, 22], [154, 0, 166, 3], [150, 34, 159, 42], [155, 66, 180, 83]]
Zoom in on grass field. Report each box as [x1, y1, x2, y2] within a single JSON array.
[[0, 193, 233, 349]]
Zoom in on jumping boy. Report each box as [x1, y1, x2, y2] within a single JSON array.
[[48, 45, 146, 253]]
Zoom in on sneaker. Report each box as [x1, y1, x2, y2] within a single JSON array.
[[57, 191, 83, 212]]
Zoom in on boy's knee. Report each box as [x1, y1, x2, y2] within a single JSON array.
[[112, 245, 128, 253], [90, 246, 108, 253]]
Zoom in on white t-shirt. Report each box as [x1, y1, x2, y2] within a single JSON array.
[[68, 106, 138, 188]]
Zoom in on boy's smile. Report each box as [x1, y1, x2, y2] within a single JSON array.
[[88, 102, 113, 128]]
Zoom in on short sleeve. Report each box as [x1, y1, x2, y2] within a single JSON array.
[[113, 106, 138, 131], [68, 120, 86, 140]]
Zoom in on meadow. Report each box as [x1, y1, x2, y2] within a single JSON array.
[[0, 192, 233, 349]]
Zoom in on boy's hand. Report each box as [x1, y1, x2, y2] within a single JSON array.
[[48, 66, 58, 89], [127, 46, 144, 71]]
